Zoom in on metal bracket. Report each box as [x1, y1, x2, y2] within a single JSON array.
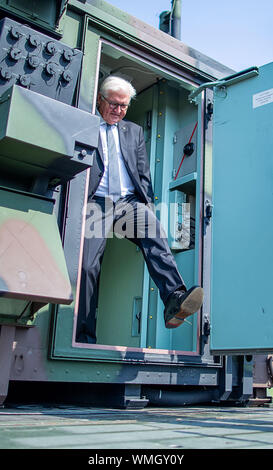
[[189, 67, 259, 104]]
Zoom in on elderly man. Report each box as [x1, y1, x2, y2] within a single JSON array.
[[76, 75, 203, 344]]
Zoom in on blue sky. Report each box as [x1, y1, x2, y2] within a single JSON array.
[[107, 0, 273, 71]]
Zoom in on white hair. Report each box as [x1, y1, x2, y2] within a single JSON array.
[[99, 75, 136, 101]]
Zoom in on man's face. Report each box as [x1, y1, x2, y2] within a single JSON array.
[[97, 89, 130, 125]]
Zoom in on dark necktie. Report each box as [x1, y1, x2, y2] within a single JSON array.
[[106, 124, 121, 202]]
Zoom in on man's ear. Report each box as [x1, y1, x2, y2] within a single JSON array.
[[97, 93, 102, 108]]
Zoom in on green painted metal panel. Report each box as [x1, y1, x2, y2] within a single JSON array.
[[0, 0, 67, 35], [62, 8, 83, 48], [210, 62, 273, 354], [0, 84, 99, 187], [7, 0, 57, 26], [96, 237, 144, 348], [0, 188, 73, 324], [77, 21, 101, 112]]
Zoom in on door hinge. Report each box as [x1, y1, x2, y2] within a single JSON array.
[[202, 315, 211, 345], [203, 316, 211, 336], [203, 201, 213, 235], [205, 101, 213, 129]]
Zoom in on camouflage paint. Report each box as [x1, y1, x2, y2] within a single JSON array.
[[0, 188, 73, 325]]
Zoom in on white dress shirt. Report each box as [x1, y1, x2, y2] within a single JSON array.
[[95, 119, 135, 199]]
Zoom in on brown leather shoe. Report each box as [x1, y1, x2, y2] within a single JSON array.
[[164, 286, 204, 329]]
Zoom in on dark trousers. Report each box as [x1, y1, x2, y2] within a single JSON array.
[[76, 194, 185, 343]]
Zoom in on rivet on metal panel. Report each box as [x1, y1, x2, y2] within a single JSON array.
[[0, 68, 11, 81], [28, 55, 40, 68], [19, 75, 31, 87], [45, 62, 58, 76], [14, 354, 24, 373], [79, 149, 87, 159], [28, 35, 40, 48], [62, 70, 73, 83], [17, 270, 27, 288], [9, 47, 22, 61], [10, 26, 20, 40], [63, 49, 73, 62], [46, 41, 57, 55]]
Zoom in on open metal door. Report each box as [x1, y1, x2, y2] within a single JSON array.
[[205, 62, 273, 354]]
